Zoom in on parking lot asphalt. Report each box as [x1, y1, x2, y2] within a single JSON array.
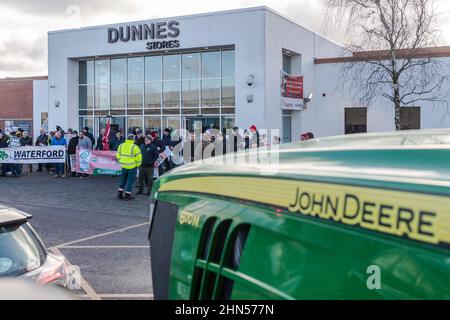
[[0, 169, 153, 300]]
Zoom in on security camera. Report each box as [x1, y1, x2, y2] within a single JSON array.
[[247, 74, 255, 86]]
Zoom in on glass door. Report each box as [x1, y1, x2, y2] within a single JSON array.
[[282, 111, 292, 143], [182, 116, 220, 133], [97, 116, 125, 137]]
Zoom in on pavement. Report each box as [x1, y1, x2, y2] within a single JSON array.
[[0, 168, 153, 300]]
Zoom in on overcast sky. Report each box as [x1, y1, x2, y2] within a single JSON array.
[[1, 0, 449, 78]]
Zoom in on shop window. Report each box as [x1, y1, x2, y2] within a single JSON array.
[[145, 82, 162, 109], [182, 80, 200, 108], [163, 81, 181, 108], [145, 117, 162, 135], [222, 79, 235, 107], [79, 60, 94, 85], [127, 83, 144, 108], [182, 53, 200, 79], [222, 50, 235, 78], [127, 57, 144, 82], [95, 60, 110, 84], [78, 49, 235, 136], [79, 117, 94, 133], [95, 85, 110, 110], [111, 84, 126, 109], [221, 116, 235, 130], [283, 54, 292, 74], [162, 116, 180, 131], [79, 85, 94, 110], [400, 107, 421, 130], [163, 54, 181, 80], [202, 51, 220, 78], [202, 79, 220, 107], [111, 59, 126, 83], [127, 117, 143, 134], [345, 107, 367, 134], [145, 56, 162, 81]]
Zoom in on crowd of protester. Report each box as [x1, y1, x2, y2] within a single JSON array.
[[0, 124, 315, 184]]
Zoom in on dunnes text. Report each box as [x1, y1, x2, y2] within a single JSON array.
[[108, 21, 180, 43]]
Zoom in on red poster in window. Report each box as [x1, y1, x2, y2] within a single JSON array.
[[282, 75, 303, 99], [281, 74, 305, 111]]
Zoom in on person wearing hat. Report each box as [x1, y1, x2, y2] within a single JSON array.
[[137, 135, 162, 196], [116, 134, 142, 200], [134, 128, 145, 148], [51, 131, 67, 178], [249, 125, 260, 148], [162, 128, 176, 172]]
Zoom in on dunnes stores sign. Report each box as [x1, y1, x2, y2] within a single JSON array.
[[108, 21, 180, 51]]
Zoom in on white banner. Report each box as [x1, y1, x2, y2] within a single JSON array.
[[0, 146, 66, 164]]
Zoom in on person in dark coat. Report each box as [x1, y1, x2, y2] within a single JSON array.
[[135, 129, 145, 147], [233, 127, 241, 152], [109, 131, 125, 151], [189, 131, 196, 163], [161, 128, 172, 172], [35, 128, 50, 172], [19, 131, 33, 174], [96, 128, 107, 151], [137, 135, 163, 196], [20, 131, 33, 146], [68, 131, 79, 177]]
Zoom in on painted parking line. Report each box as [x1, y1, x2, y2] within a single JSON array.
[[49, 247, 101, 301], [60, 245, 150, 249], [55, 222, 150, 248]]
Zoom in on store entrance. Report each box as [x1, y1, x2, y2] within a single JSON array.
[[183, 116, 220, 133], [97, 117, 125, 137]]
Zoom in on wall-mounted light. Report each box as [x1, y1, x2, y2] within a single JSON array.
[[302, 93, 313, 111], [55, 101, 61, 108], [304, 93, 313, 104], [50, 85, 56, 89]]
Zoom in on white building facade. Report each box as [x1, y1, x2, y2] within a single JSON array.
[[46, 6, 450, 141]]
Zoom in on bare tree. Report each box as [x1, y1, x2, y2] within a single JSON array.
[[326, 0, 450, 130]]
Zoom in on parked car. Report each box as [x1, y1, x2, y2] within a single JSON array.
[[0, 204, 69, 286], [148, 129, 450, 300]]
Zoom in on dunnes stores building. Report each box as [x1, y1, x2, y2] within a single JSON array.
[[36, 6, 450, 142]]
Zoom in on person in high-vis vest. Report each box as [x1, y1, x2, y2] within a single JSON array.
[[116, 134, 142, 200]]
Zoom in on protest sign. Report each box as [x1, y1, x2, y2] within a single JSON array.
[[8, 136, 21, 148], [75, 148, 122, 176], [0, 146, 66, 164], [69, 154, 77, 172]]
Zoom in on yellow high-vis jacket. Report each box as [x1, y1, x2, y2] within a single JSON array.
[[116, 139, 142, 169]]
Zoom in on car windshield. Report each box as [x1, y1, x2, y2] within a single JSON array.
[[0, 223, 46, 277]]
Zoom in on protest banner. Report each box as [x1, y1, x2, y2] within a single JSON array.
[[75, 148, 122, 176], [0, 146, 66, 164]]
